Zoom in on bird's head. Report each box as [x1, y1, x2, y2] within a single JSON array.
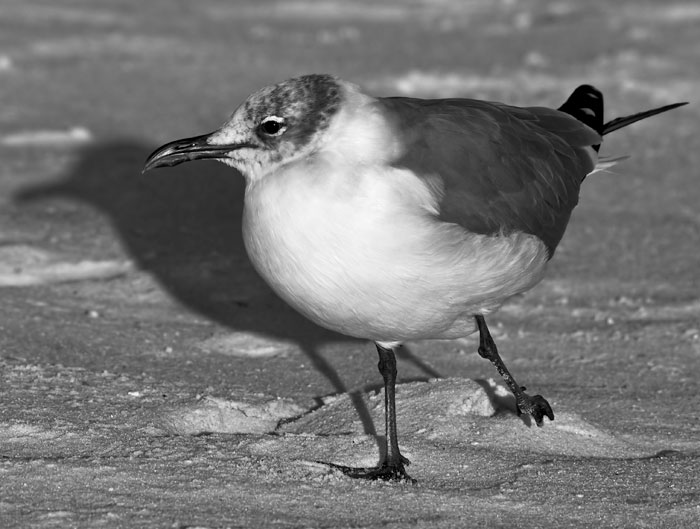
[[143, 74, 344, 181]]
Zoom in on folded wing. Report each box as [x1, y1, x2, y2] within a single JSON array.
[[381, 96, 601, 257]]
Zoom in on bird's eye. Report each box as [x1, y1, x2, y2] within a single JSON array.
[[259, 117, 287, 137]]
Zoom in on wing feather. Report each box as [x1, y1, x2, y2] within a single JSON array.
[[380, 97, 601, 256]]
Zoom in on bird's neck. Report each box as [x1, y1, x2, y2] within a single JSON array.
[[320, 83, 404, 166]]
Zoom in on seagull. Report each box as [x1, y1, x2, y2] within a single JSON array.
[[143, 74, 686, 482]]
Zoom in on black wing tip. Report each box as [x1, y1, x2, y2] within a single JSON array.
[[560, 82, 689, 137], [655, 101, 689, 112], [602, 101, 689, 135], [558, 85, 605, 135], [569, 84, 603, 97]]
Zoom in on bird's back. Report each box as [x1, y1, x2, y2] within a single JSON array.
[[379, 96, 601, 257]]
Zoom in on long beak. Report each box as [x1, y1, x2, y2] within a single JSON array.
[[142, 133, 256, 173]]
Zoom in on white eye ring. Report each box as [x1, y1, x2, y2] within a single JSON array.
[[259, 116, 287, 136]]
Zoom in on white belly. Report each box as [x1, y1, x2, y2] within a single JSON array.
[[242, 160, 549, 342]]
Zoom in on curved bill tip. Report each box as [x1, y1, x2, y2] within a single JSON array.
[[142, 133, 213, 173], [143, 132, 252, 174]]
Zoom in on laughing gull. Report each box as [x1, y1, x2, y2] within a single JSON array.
[[143, 74, 686, 482]]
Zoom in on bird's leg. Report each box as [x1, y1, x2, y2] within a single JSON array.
[[376, 343, 412, 472], [323, 343, 415, 483], [474, 315, 554, 426]]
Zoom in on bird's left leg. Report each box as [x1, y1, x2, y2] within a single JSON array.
[[474, 315, 554, 426]]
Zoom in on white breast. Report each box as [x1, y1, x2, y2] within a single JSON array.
[[242, 155, 550, 342]]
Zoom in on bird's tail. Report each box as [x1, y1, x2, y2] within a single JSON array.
[[558, 85, 687, 172]]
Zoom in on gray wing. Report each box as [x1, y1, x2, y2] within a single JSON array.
[[380, 97, 601, 257]]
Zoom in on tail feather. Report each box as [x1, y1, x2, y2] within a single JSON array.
[[590, 154, 630, 175]]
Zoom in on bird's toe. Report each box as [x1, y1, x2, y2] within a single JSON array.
[[322, 460, 416, 483], [517, 393, 554, 426]]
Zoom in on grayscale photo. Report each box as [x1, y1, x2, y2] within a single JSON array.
[[1, 1, 697, 527]]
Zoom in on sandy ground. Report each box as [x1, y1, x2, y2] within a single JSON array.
[[1, 1, 699, 527]]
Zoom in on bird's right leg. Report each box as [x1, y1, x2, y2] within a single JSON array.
[[321, 343, 414, 482], [474, 315, 554, 426]]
